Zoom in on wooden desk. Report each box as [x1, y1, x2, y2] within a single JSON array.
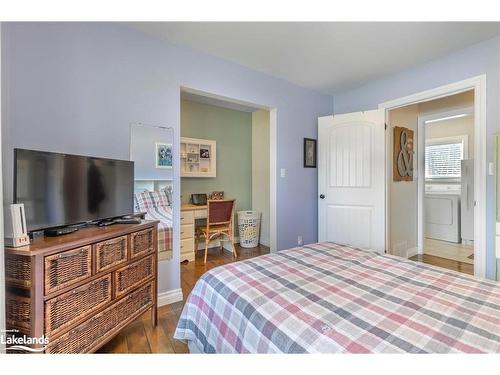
[[180, 203, 235, 262]]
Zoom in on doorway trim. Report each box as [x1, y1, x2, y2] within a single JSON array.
[[416, 106, 474, 255], [379, 75, 487, 278], [179, 87, 278, 253]]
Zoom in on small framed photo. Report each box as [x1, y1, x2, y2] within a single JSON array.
[[209, 191, 224, 200], [200, 148, 210, 159], [156, 142, 173, 169], [304, 138, 317, 168]]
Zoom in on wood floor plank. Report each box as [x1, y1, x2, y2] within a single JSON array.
[[410, 253, 473, 275], [143, 319, 176, 353], [125, 320, 152, 354], [424, 238, 474, 265], [99, 243, 269, 354]]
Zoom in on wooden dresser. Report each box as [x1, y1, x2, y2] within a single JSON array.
[[4, 221, 158, 353]]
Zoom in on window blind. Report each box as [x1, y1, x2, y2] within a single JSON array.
[[425, 141, 463, 179]]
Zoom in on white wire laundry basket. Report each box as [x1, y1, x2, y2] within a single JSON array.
[[237, 211, 261, 248]]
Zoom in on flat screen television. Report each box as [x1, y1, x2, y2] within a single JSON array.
[[14, 148, 135, 232]]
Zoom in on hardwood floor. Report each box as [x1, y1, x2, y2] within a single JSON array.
[[409, 253, 474, 275], [98, 243, 270, 354], [424, 238, 474, 265]]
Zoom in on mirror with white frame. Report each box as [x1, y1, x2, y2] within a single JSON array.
[[130, 124, 174, 261]]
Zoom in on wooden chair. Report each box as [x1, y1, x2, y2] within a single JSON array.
[[196, 199, 236, 264]]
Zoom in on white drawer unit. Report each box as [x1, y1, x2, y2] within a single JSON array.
[[181, 238, 194, 255], [180, 209, 196, 262], [181, 224, 194, 240], [194, 209, 208, 219]]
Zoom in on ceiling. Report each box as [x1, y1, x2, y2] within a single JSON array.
[[128, 22, 500, 95]]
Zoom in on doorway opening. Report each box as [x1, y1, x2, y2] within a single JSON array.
[[178, 87, 277, 264], [380, 77, 487, 277], [387, 90, 475, 275]]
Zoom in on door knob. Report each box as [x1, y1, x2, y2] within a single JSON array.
[[320, 194, 325, 199]]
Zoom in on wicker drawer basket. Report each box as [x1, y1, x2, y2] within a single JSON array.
[[45, 282, 154, 354], [45, 246, 92, 294], [95, 235, 128, 273], [45, 274, 112, 337], [5, 254, 32, 288], [130, 228, 154, 258], [6, 291, 31, 333], [114, 255, 154, 298]]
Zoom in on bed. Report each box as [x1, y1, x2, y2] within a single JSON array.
[[135, 189, 173, 260], [174, 242, 500, 353]]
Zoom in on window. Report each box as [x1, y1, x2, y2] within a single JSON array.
[[425, 135, 468, 180]]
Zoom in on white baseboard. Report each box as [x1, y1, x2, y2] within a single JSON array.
[[259, 236, 270, 247], [158, 288, 183, 307], [407, 247, 419, 258]]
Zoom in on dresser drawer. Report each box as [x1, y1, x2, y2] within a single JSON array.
[[194, 209, 208, 219], [180, 238, 194, 254], [45, 274, 112, 337], [131, 228, 154, 259], [6, 291, 31, 333], [45, 246, 92, 295], [180, 224, 194, 240], [95, 236, 128, 273], [5, 254, 32, 288], [45, 282, 154, 354], [180, 210, 194, 225], [114, 255, 154, 298]]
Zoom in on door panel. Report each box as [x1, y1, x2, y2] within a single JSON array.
[[319, 111, 385, 253], [327, 205, 373, 249], [329, 125, 372, 188]]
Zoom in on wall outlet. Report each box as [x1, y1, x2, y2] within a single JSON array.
[[297, 235, 303, 246], [280, 168, 286, 178]]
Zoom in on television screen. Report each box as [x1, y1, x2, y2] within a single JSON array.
[[14, 148, 134, 232]]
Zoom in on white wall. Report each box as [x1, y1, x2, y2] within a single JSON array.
[[252, 109, 270, 247], [421, 91, 475, 161], [389, 104, 419, 256], [426, 116, 474, 160]]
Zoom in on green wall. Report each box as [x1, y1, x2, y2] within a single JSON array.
[[181, 100, 252, 235]]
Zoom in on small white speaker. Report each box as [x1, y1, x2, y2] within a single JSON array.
[[5, 203, 30, 247]]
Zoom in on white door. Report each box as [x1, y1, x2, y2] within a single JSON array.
[[318, 110, 386, 253]]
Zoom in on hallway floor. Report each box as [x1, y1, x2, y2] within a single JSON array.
[[423, 238, 474, 265]]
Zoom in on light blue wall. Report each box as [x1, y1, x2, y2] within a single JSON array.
[[333, 36, 500, 280], [1, 22, 333, 293]]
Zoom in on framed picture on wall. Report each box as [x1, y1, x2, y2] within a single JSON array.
[[200, 148, 210, 159], [155, 142, 173, 169], [304, 138, 317, 168]]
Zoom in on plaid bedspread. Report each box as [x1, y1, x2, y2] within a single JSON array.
[[143, 206, 172, 256], [174, 242, 500, 353]]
